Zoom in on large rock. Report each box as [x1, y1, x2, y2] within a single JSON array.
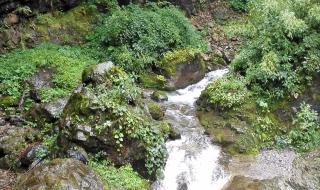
[[59, 86, 147, 165], [0, 125, 39, 169], [26, 96, 68, 125], [223, 176, 283, 190], [82, 61, 114, 85], [58, 65, 166, 176], [163, 53, 206, 90], [15, 158, 104, 190]]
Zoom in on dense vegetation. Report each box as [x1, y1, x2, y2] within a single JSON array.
[[203, 0, 320, 153], [1, 0, 320, 189], [0, 43, 96, 104], [87, 3, 207, 73]]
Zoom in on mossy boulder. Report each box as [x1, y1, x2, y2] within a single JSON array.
[[15, 158, 104, 190], [151, 91, 168, 102], [160, 49, 206, 90], [148, 102, 165, 121], [0, 125, 39, 169], [82, 61, 114, 85], [140, 49, 206, 91], [26, 97, 69, 126], [59, 65, 167, 177], [0, 96, 18, 108]]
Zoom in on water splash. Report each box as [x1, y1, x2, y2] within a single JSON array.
[[153, 69, 230, 190]]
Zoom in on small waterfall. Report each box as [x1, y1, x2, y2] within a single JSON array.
[[153, 69, 230, 190]]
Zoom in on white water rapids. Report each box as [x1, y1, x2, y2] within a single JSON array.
[[153, 69, 230, 190]]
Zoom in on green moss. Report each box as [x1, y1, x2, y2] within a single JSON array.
[[139, 73, 166, 90], [0, 43, 96, 102], [157, 121, 171, 137], [158, 48, 203, 76], [148, 102, 164, 121], [0, 96, 18, 108], [34, 5, 99, 44]]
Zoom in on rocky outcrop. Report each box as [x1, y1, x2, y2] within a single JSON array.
[[26, 96, 68, 125], [15, 158, 104, 190], [287, 149, 320, 189], [58, 63, 167, 177], [148, 102, 165, 121]]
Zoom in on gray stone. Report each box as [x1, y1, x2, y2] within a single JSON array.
[[82, 61, 114, 85]]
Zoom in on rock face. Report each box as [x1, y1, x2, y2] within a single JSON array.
[[15, 158, 104, 190], [224, 149, 320, 190], [19, 143, 47, 169], [26, 97, 69, 125]]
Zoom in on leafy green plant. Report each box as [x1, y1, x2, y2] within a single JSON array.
[[89, 158, 150, 190], [203, 74, 250, 110], [82, 67, 167, 176], [87, 3, 207, 73], [284, 103, 320, 151], [230, 0, 320, 101]]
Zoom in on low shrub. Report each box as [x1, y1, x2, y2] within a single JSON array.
[[203, 74, 250, 110], [87, 3, 207, 73]]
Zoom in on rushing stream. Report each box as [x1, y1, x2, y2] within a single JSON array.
[[153, 69, 230, 190]]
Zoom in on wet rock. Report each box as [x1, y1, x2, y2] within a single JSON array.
[[0, 125, 39, 169], [148, 102, 165, 121], [168, 127, 181, 140], [19, 143, 47, 169], [151, 91, 168, 102], [27, 66, 55, 102], [197, 110, 248, 147], [15, 158, 104, 190], [82, 61, 114, 85]]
